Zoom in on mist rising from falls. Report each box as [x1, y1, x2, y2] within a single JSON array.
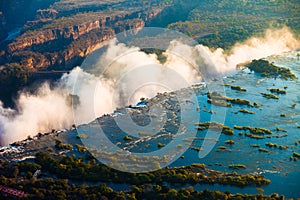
[[0, 27, 299, 145]]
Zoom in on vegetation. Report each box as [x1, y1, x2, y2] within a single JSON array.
[[268, 88, 286, 94], [245, 133, 264, 140], [207, 98, 232, 107], [233, 126, 272, 135], [30, 151, 271, 188], [229, 164, 247, 169], [196, 122, 234, 135], [225, 140, 235, 145], [157, 142, 166, 148], [0, 0, 299, 198], [75, 144, 87, 153], [253, 102, 261, 108], [279, 145, 288, 150], [293, 152, 300, 158], [168, 0, 300, 49], [124, 135, 133, 141], [0, 63, 30, 103], [138, 131, 153, 137], [207, 92, 254, 107], [76, 134, 87, 139], [230, 85, 247, 92], [54, 139, 73, 150], [246, 59, 297, 80], [224, 84, 247, 92], [261, 93, 279, 99], [228, 98, 252, 106], [191, 147, 201, 151], [258, 148, 270, 153], [0, 175, 281, 200], [239, 109, 255, 114], [275, 127, 287, 132], [217, 146, 227, 151], [265, 142, 278, 148]]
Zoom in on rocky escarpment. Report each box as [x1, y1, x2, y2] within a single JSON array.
[[1, 0, 167, 72], [36, 9, 58, 20], [7, 9, 160, 53], [6, 14, 152, 71], [3, 5, 162, 72], [8, 19, 102, 53], [0, 0, 166, 106]]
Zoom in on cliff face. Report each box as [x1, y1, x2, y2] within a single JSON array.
[[8, 9, 159, 53], [0, 0, 169, 107], [8, 20, 101, 53], [5, 8, 160, 71], [48, 28, 116, 69], [36, 9, 58, 20], [0, 0, 167, 101]]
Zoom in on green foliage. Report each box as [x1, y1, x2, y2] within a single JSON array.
[[0, 63, 29, 87], [217, 146, 227, 150], [196, 122, 234, 135], [207, 92, 254, 107], [157, 142, 165, 148], [261, 93, 277, 100], [245, 133, 264, 139], [225, 140, 235, 145], [246, 59, 297, 80], [55, 139, 73, 150], [293, 152, 300, 158], [279, 145, 288, 150], [75, 144, 87, 153], [265, 142, 278, 148], [229, 164, 247, 169], [239, 109, 255, 114], [234, 125, 272, 135], [0, 153, 281, 199], [258, 148, 270, 153], [268, 88, 286, 94], [76, 134, 86, 139], [33, 151, 271, 187], [168, 0, 300, 49], [124, 135, 133, 141], [230, 86, 247, 92]]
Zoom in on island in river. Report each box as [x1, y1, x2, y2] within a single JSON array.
[[0, 0, 300, 199]]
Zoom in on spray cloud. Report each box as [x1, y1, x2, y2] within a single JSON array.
[[0, 27, 299, 145]]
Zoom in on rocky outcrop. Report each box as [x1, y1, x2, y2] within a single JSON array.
[[114, 18, 145, 33], [51, 28, 115, 69], [8, 18, 145, 71], [7, 8, 161, 53], [36, 9, 58, 20], [0, 1, 167, 107], [3, 2, 164, 75], [141, 8, 162, 21], [8, 20, 102, 53], [10, 51, 50, 70]]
